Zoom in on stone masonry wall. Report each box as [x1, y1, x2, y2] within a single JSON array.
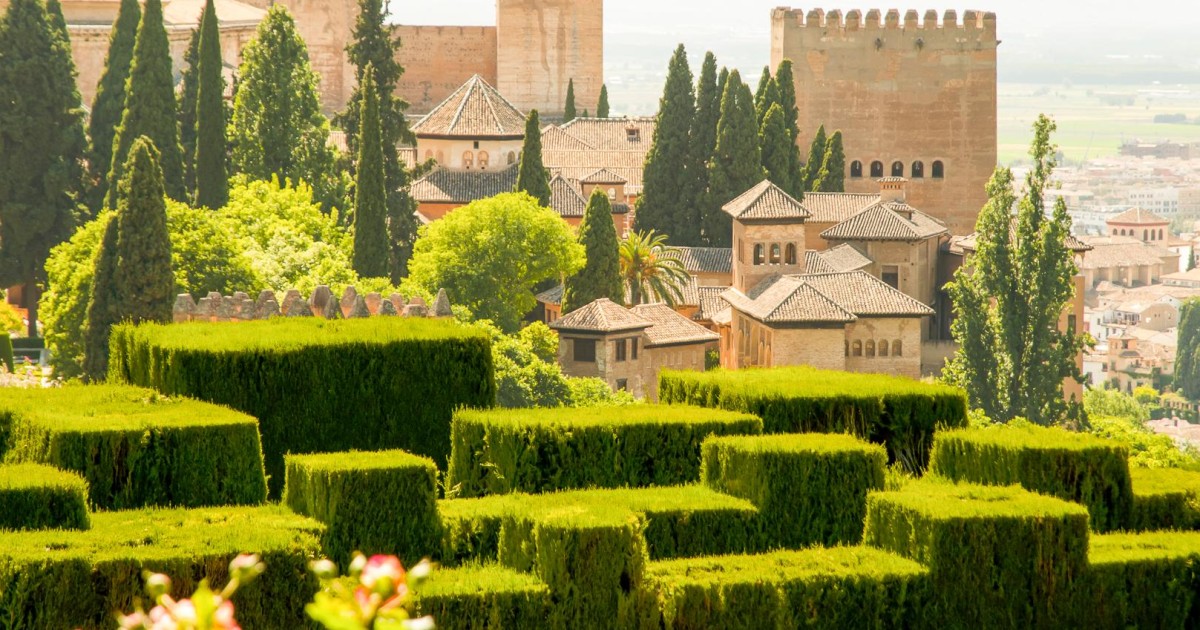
[[393, 25, 498, 114], [495, 0, 603, 118]]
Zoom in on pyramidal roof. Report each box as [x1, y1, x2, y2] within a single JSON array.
[[550, 298, 652, 333], [411, 75, 526, 139], [721, 180, 811, 221], [1108, 207, 1169, 225]]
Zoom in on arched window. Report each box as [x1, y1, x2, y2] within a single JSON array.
[[784, 243, 797, 265], [852, 341, 863, 357], [893, 340, 903, 357], [462, 151, 474, 169], [436, 150, 445, 164], [1159, 229, 1164, 240], [932, 161, 944, 179], [477, 151, 490, 169], [866, 340, 876, 357], [911, 161, 925, 178], [507, 151, 517, 165], [753, 244, 765, 265], [850, 161, 864, 178], [769, 244, 782, 264], [608, 188, 617, 200], [424, 150, 434, 161], [891, 161, 904, 177], [1143, 229, 1148, 241], [870, 161, 884, 178], [880, 340, 889, 357]]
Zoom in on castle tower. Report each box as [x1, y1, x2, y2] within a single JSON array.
[[495, 0, 603, 118], [771, 8, 998, 235], [723, 181, 811, 293]]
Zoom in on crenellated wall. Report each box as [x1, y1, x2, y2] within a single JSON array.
[[393, 26, 499, 114]]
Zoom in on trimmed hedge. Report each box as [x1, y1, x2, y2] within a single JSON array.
[[1083, 531, 1200, 627], [284, 449, 440, 567], [659, 366, 967, 472], [0, 463, 90, 531], [929, 424, 1133, 532], [0, 505, 323, 629], [1129, 467, 1200, 532], [108, 318, 495, 496], [638, 547, 930, 629], [0, 334, 11, 373], [415, 563, 551, 629], [863, 480, 1090, 629], [446, 405, 762, 497], [702, 433, 886, 547], [0, 385, 267, 509]]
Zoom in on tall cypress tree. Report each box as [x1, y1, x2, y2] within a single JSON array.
[[562, 189, 623, 313], [105, 0, 185, 208], [194, 0, 228, 209], [753, 67, 780, 127], [597, 84, 610, 118], [83, 215, 119, 381], [563, 78, 577, 122], [775, 59, 803, 198], [676, 50, 720, 247], [352, 68, 389, 278], [635, 44, 695, 241], [1177, 299, 1200, 400], [704, 71, 765, 247], [515, 110, 552, 206], [178, 27, 200, 196], [814, 130, 846, 193], [0, 0, 88, 337], [759, 103, 794, 193], [800, 125, 827, 193], [114, 136, 174, 326], [86, 0, 141, 212]]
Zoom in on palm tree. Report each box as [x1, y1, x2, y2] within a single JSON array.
[[620, 230, 691, 306]]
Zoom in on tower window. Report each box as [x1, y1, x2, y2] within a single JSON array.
[[893, 340, 903, 357], [891, 161, 904, 177], [880, 340, 890, 356], [911, 161, 925, 178], [753, 244, 765, 265], [785, 243, 797, 265], [870, 161, 884, 178], [573, 339, 596, 363], [850, 161, 863, 178], [866, 340, 876, 357], [508, 151, 517, 164], [932, 160, 944, 178], [626, 127, 640, 142], [882, 265, 899, 289], [462, 151, 474, 170], [477, 151, 489, 169], [852, 341, 863, 357], [769, 243, 781, 264]]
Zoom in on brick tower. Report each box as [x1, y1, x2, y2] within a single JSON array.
[[495, 0, 604, 118]]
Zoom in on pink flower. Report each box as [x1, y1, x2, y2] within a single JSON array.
[[213, 600, 241, 630], [360, 555, 405, 595]]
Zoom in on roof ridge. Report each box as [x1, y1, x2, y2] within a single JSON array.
[[447, 76, 478, 134]]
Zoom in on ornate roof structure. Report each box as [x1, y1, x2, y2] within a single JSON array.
[[821, 201, 947, 242], [1108, 207, 1169, 225], [629, 304, 720, 347], [549, 299, 651, 333], [410, 75, 526, 139], [721, 180, 811, 221]]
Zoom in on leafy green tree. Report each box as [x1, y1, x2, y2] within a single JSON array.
[[515, 110, 552, 206], [408, 193, 584, 332], [597, 84, 610, 118], [620, 230, 690, 306], [82, 215, 119, 381], [704, 70, 765, 247], [0, 0, 88, 337], [800, 125, 826, 193], [87, 0, 140, 212], [194, 0, 228, 209], [636, 44, 695, 241], [759, 103, 795, 194], [114, 137, 175, 327], [1176, 299, 1200, 400], [562, 189, 623, 313], [775, 59, 803, 197], [178, 27, 200, 195], [105, 0, 185, 208], [563, 78, 577, 122], [814, 130, 846, 193], [944, 115, 1086, 425], [352, 68, 389, 278]]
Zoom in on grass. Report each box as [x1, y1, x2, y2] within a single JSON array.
[[867, 480, 1091, 520], [0, 384, 257, 433], [644, 546, 927, 585], [439, 484, 758, 523], [704, 433, 888, 456], [453, 405, 761, 429], [120, 317, 487, 352], [284, 449, 437, 472]]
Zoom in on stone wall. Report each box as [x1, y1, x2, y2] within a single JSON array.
[[495, 0, 603, 117], [172, 286, 453, 323], [393, 25, 498, 114], [844, 316, 923, 379]]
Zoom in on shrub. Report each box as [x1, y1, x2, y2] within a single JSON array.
[[659, 366, 967, 472], [640, 547, 930, 629], [863, 480, 1090, 628], [1128, 467, 1200, 531], [0, 463, 89, 531], [0, 506, 322, 629], [108, 318, 495, 496], [1083, 531, 1200, 627], [0, 385, 267, 509], [415, 563, 551, 630], [0, 334, 12, 373], [446, 405, 761, 497], [929, 424, 1133, 532], [702, 433, 886, 547], [1089, 414, 1200, 470], [284, 450, 440, 567]]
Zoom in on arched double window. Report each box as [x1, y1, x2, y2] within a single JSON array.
[[870, 161, 884, 178], [850, 161, 864, 178], [753, 244, 765, 265], [911, 161, 925, 178], [462, 151, 474, 170], [784, 243, 797, 265], [477, 151, 490, 170], [424, 150, 434, 161], [891, 161, 904, 177], [932, 161, 945, 179], [769, 244, 782, 264]]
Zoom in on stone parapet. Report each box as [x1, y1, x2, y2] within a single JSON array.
[[172, 286, 454, 323]]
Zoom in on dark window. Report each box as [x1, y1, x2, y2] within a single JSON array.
[[616, 378, 628, 390], [893, 340, 903, 357], [891, 161, 904, 177], [574, 339, 596, 363], [911, 161, 925, 178], [866, 340, 876, 357], [473, 140, 480, 149], [852, 341, 863, 357], [615, 339, 628, 362], [785, 243, 797, 265], [882, 265, 899, 289], [631, 338, 639, 360], [880, 340, 889, 357], [870, 161, 884, 178], [932, 160, 945, 178], [753, 244, 765, 265], [850, 161, 863, 178], [769, 243, 781, 264]]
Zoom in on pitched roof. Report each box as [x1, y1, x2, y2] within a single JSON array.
[[722, 270, 933, 324], [536, 284, 564, 306], [821, 201, 947, 241], [411, 164, 518, 204], [673, 247, 733, 275], [694, 286, 729, 322], [542, 117, 655, 194], [721, 180, 811, 221], [580, 168, 627, 184], [801, 192, 880, 223], [949, 221, 1093, 255], [1078, 236, 1176, 270], [629, 303, 720, 347], [805, 244, 873, 274], [410, 75, 526, 139], [799, 272, 934, 317], [550, 176, 588, 218], [550, 298, 651, 333], [1109, 207, 1169, 225]]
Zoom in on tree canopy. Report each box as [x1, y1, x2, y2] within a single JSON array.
[[562, 189, 624, 313], [193, 0, 228, 209], [800, 125, 826, 193], [87, 0, 140, 212], [515, 110, 552, 206], [620, 230, 690, 306], [597, 84, 610, 118], [563, 78, 577, 122], [813, 130, 845, 193], [352, 68, 389, 279], [704, 70, 764, 247], [759, 103, 795, 194], [774, 59, 803, 198], [1176, 299, 1200, 400], [636, 44, 696, 243]]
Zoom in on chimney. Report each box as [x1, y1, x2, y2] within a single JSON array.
[[879, 177, 907, 203]]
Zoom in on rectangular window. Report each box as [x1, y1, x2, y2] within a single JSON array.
[[574, 339, 596, 363], [617, 378, 628, 391], [631, 338, 639, 360], [882, 265, 899, 289], [615, 339, 628, 362]]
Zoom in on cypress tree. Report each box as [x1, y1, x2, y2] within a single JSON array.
[[717, 67, 729, 104], [753, 66, 780, 127], [86, 0, 141, 212], [0, 0, 88, 337], [704, 71, 765, 247], [775, 59, 803, 198], [105, 0, 186, 208], [352, 68, 389, 278], [178, 27, 200, 196], [677, 50, 720, 247], [194, 0, 228, 209], [635, 44, 695, 241], [113, 136, 174, 327], [597, 84, 610, 118], [800, 125, 827, 192], [515, 110, 552, 206], [563, 78, 577, 122], [581, 109, 589, 118], [82, 215, 119, 382], [814, 130, 846, 193], [1177, 299, 1200, 400], [562, 189, 624, 313], [759, 103, 794, 193]]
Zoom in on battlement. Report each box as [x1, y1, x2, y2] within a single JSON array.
[[172, 286, 454, 323], [772, 7, 995, 33]]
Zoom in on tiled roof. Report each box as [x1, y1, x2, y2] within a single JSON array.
[[722, 276, 856, 324], [550, 176, 588, 218], [694, 286, 729, 322], [804, 251, 835, 274], [802, 192, 880, 224], [673, 247, 733, 275], [805, 244, 873, 273], [722, 180, 811, 221], [1109, 207, 1169, 225], [800, 272, 934, 317], [411, 75, 526, 138], [821, 201, 947, 241], [411, 165, 518, 203], [949, 221, 1093, 255], [1079, 236, 1175, 270], [555, 117, 656, 150], [536, 284, 564, 306], [542, 117, 655, 194], [550, 298, 651, 333], [629, 303, 719, 347], [581, 168, 627, 184]]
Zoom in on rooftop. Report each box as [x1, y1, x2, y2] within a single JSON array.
[[1079, 236, 1175, 270], [721, 180, 811, 221], [550, 299, 651, 333], [411, 75, 526, 139], [801, 192, 880, 224], [821, 201, 947, 242], [629, 303, 720, 347], [722, 270, 933, 325], [411, 164, 518, 204], [1108, 207, 1170, 225], [805, 244, 873, 274], [949, 221, 1093, 255], [673, 247, 733, 275], [542, 117, 655, 194]]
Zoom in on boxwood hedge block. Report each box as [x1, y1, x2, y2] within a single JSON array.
[[0, 506, 322, 629], [1129, 467, 1200, 532], [415, 563, 551, 629], [702, 433, 886, 547], [640, 547, 930, 629], [659, 366, 966, 472], [0, 463, 90, 531], [1083, 531, 1200, 627], [0, 386, 267, 510], [863, 481, 1090, 629], [447, 405, 762, 498], [284, 450, 440, 567], [108, 318, 495, 496], [929, 424, 1133, 532]]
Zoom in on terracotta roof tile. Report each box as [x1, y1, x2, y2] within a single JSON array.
[[694, 286, 728, 321], [554, 117, 656, 150], [550, 176, 588, 218], [580, 168, 628, 184], [411, 75, 526, 138], [629, 303, 719, 347], [550, 298, 651, 333], [673, 247, 733, 274], [821, 201, 947, 241], [1079, 236, 1176, 270], [799, 272, 934, 317], [950, 220, 1093, 255], [543, 118, 656, 194], [802, 192, 880, 223], [722, 180, 811, 221], [1109, 207, 1170, 225], [411, 165, 518, 204], [722, 277, 856, 323], [819, 244, 874, 271], [536, 284, 564, 305]]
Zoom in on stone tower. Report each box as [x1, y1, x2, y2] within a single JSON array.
[[771, 8, 998, 235], [495, 0, 604, 118]]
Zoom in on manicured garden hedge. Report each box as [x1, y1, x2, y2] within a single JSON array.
[[929, 424, 1133, 532], [284, 449, 440, 567], [0, 506, 322, 629], [863, 480, 1090, 629], [1128, 467, 1200, 532], [1083, 531, 1200, 627], [415, 563, 551, 629], [702, 433, 886, 547], [108, 318, 495, 495], [0, 385, 267, 509], [446, 405, 761, 497], [659, 367, 967, 472], [0, 463, 89, 531]]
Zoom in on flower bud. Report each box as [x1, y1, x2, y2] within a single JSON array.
[[229, 553, 265, 582], [144, 573, 172, 599], [348, 553, 368, 578], [309, 559, 338, 580]]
